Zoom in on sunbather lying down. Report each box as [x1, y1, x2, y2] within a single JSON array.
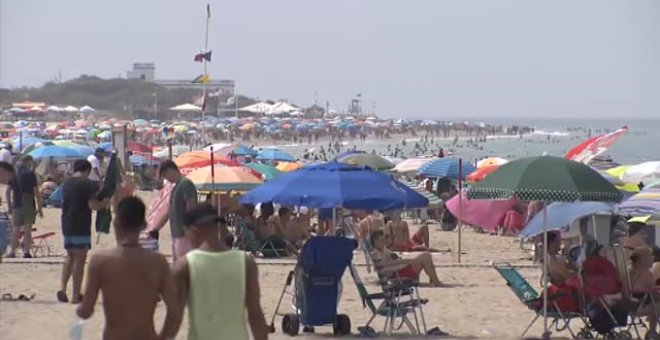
[[369, 230, 443, 287]]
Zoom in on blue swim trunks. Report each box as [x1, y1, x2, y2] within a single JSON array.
[[63, 235, 91, 250]]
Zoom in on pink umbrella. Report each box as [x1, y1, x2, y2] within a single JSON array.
[[446, 192, 520, 232]]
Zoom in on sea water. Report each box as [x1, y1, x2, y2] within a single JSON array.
[[275, 118, 660, 165]]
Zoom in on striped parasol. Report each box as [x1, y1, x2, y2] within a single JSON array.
[[618, 188, 660, 218]]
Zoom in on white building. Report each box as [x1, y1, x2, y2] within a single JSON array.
[[126, 62, 155, 82]]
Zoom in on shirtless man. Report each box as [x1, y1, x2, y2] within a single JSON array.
[[370, 230, 442, 286], [356, 211, 384, 246], [77, 197, 180, 340], [386, 218, 437, 252]]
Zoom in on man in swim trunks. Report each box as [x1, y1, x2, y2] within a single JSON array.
[[370, 230, 442, 286], [386, 218, 438, 252], [77, 197, 180, 340]]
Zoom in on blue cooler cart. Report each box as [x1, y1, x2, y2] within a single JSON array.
[[270, 236, 357, 336]]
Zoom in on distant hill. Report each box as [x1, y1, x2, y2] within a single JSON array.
[[0, 75, 258, 119]]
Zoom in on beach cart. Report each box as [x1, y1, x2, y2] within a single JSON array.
[[270, 236, 356, 336]]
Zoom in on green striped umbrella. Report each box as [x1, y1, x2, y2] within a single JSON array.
[[466, 155, 621, 337], [244, 162, 282, 181], [467, 156, 622, 202]]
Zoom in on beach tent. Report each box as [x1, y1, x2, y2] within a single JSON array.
[[240, 161, 428, 210], [240, 102, 274, 114], [266, 102, 299, 115], [170, 103, 202, 112], [79, 105, 95, 113]]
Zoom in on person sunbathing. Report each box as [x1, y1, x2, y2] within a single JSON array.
[[356, 211, 384, 247], [386, 218, 438, 252], [369, 230, 442, 287], [629, 247, 659, 335]]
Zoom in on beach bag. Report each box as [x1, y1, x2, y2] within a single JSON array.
[[586, 300, 628, 334]]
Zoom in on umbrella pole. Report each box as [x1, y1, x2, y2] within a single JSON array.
[[542, 203, 549, 339], [458, 159, 463, 263], [210, 147, 216, 212], [331, 208, 336, 235]]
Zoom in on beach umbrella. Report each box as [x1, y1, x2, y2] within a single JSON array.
[[618, 188, 660, 219], [565, 126, 628, 164], [127, 141, 152, 153], [232, 145, 258, 157], [13, 137, 45, 152], [70, 145, 95, 158], [240, 161, 428, 210], [52, 140, 79, 148], [174, 151, 238, 169], [337, 153, 394, 171], [417, 158, 476, 180], [186, 165, 263, 191], [79, 105, 95, 113], [520, 201, 617, 240], [244, 163, 282, 180], [203, 143, 232, 153], [645, 179, 660, 190], [28, 145, 85, 160], [97, 131, 112, 140], [8, 107, 25, 114], [170, 103, 202, 111], [393, 158, 432, 173], [467, 155, 622, 337], [153, 145, 190, 159], [476, 157, 508, 168], [445, 192, 519, 232], [256, 149, 295, 162], [621, 161, 660, 185], [276, 161, 304, 172], [466, 165, 499, 183], [47, 105, 61, 112]]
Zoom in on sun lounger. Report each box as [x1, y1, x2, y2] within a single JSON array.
[[493, 261, 583, 339]]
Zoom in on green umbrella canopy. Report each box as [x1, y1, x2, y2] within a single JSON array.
[[337, 153, 394, 171], [244, 162, 282, 181], [467, 156, 623, 202]]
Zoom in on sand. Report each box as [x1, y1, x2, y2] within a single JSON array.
[[0, 191, 575, 340]]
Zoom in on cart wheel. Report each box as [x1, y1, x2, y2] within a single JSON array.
[[577, 329, 594, 339], [333, 314, 351, 336], [282, 314, 300, 336], [268, 323, 276, 333]]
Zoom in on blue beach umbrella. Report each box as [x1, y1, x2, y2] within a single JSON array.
[[256, 149, 295, 162], [71, 145, 95, 158], [520, 201, 617, 239], [417, 158, 476, 180], [28, 145, 85, 160], [240, 161, 428, 210], [233, 145, 257, 157], [12, 137, 45, 152]]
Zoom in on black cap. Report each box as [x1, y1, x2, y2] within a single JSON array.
[[184, 203, 222, 227]]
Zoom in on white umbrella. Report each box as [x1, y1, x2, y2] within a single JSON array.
[[170, 103, 202, 112], [393, 157, 433, 173], [203, 143, 232, 152], [63, 105, 79, 112], [47, 105, 61, 112], [266, 102, 299, 115], [622, 161, 660, 184], [240, 102, 274, 114], [79, 105, 95, 113]]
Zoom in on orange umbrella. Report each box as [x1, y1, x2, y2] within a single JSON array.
[[466, 165, 499, 183], [186, 165, 263, 191], [476, 157, 508, 168], [175, 151, 237, 168], [276, 161, 303, 172]]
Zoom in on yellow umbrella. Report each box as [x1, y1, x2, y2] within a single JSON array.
[[173, 125, 189, 133], [276, 161, 303, 172], [605, 165, 630, 179]]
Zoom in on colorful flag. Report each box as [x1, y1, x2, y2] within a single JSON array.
[[191, 74, 210, 84], [194, 50, 212, 62]]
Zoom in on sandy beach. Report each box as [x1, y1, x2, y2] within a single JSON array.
[[0, 190, 575, 340]]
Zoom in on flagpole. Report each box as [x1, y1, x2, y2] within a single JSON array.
[[201, 4, 210, 146], [234, 85, 238, 118]]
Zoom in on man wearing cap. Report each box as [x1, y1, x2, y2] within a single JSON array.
[[6, 155, 43, 258], [171, 203, 267, 340]]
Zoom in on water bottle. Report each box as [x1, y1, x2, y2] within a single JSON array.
[[69, 318, 83, 340]]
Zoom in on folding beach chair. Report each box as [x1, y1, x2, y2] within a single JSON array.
[[349, 264, 437, 337], [493, 262, 583, 339], [234, 221, 286, 257], [605, 246, 658, 339]]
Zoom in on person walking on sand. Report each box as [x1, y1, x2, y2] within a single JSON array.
[[77, 197, 180, 340], [58, 159, 109, 304], [6, 155, 43, 258], [172, 203, 268, 340], [159, 160, 197, 261]]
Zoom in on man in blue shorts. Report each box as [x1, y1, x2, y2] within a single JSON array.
[[58, 159, 108, 304]]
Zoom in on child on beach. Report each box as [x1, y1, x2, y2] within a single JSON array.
[[76, 196, 180, 340], [172, 202, 268, 340]]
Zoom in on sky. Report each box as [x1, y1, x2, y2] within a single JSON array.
[[1, 0, 659, 119]]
